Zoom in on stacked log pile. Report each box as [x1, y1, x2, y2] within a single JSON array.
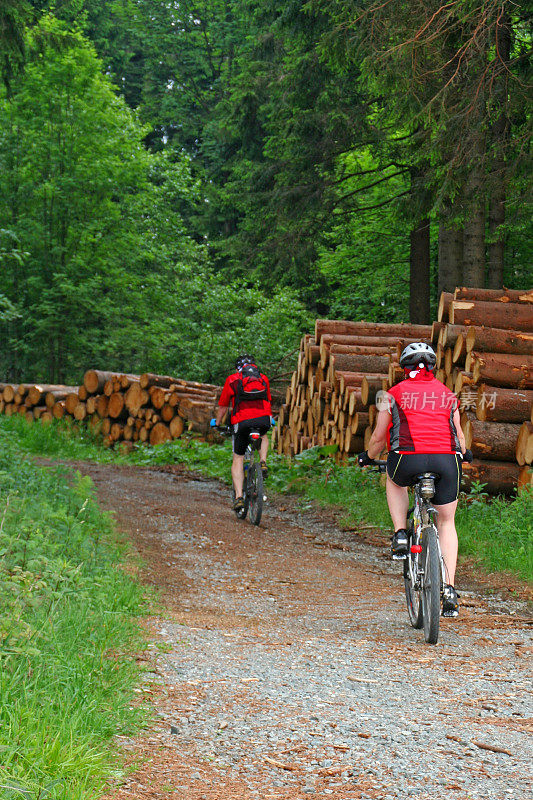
[[274, 286, 533, 494], [272, 320, 432, 457], [0, 371, 221, 447], [437, 287, 533, 493]]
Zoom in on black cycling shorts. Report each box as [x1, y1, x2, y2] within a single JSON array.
[[232, 416, 271, 456], [387, 452, 462, 505]]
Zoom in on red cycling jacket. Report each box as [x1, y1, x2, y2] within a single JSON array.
[[386, 370, 460, 454], [219, 371, 272, 424]]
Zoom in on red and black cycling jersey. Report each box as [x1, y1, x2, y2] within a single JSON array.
[[386, 371, 460, 454], [219, 371, 272, 424]]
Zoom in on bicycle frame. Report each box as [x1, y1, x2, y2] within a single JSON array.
[[407, 476, 447, 592]]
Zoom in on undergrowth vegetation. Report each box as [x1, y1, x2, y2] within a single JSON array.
[[0, 420, 147, 799]]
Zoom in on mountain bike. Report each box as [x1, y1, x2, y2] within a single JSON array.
[[372, 461, 447, 645], [219, 426, 264, 525]]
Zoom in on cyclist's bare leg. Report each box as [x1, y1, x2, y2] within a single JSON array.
[[231, 454, 245, 498], [260, 434, 269, 462], [385, 476, 409, 530], [434, 500, 458, 585]]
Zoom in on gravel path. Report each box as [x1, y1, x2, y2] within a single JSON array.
[[74, 462, 532, 800]]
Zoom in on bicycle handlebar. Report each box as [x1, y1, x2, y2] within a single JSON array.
[[215, 425, 232, 436]]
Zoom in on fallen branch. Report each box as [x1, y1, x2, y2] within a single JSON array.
[[473, 740, 512, 756], [263, 756, 294, 771]]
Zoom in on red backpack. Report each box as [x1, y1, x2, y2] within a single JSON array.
[[233, 364, 269, 410]]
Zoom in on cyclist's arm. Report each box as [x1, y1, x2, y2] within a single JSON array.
[[215, 406, 230, 426], [367, 408, 392, 460], [453, 407, 466, 454], [216, 377, 233, 426]]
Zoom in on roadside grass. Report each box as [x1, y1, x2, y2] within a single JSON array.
[[2, 416, 532, 583], [0, 419, 148, 799]]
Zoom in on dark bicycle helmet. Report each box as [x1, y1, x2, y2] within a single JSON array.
[[399, 342, 436, 370], [235, 353, 255, 371]]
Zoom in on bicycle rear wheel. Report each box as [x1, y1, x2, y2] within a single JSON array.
[[421, 525, 441, 644], [248, 463, 263, 525], [403, 547, 423, 629]]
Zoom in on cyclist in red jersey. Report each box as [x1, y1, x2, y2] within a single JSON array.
[[358, 342, 472, 616], [213, 355, 272, 513]]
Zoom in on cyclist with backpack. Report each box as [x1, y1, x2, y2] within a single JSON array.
[[212, 355, 272, 514]]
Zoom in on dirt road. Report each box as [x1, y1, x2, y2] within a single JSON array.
[[76, 462, 531, 800]]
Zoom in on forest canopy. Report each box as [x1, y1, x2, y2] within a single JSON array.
[[0, 1, 531, 383]]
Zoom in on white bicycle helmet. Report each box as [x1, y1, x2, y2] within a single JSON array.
[[399, 342, 436, 369]]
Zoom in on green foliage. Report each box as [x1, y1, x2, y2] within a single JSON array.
[[0, 14, 205, 383], [0, 420, 147, 799], [456, 488, 533, 583], [171, 271, 312, 382], [0, 0, 30, 96]]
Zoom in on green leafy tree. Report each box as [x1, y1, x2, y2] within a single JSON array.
[[0, 14, 204, 382]]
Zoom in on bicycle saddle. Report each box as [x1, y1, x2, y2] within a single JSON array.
[[413, 471, 440, 482]]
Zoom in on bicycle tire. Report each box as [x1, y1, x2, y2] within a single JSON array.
[[248, 463, 263, 526], [403, 547, 423, 629], [421, 525, 441, 644]]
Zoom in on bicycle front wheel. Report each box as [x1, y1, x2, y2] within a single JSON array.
[[248, 463, 263, 526], [421, 526, 441, 644]]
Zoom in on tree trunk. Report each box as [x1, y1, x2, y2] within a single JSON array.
[[465, 326, 533, 356], [469, 353, 533, 388], [24, 384, 77, 407], [516, 422, 533, 466], [325, 342, 396, 360], [124, 382, 150, 415], [52, 401, 65, 419], [437, 292, 454, 323], [84, 370, 117, 394], [450, 300, 532, 331], [140, 372, 219, 391], [462, 143, 486, 287], [44, 387, 78, 408], [314, 320, 432, 343], [518, 466, 533, 490], [343, 431, 364, 454], [335, 371, 383, 392], [350, 412, 369, 435], [361, 376, 388, 405], [476, 385, 533, 422], [440, 324, 469, 349], [464, 419, 521, 461], [169, 415, 185, 439], [409, 216, 431, 323], [455, 287, 532, 304], [329, 353, 391, 374], [438, 218, 462, 294], [461, 460, 519, 494], [108, 392, 126, 419], [65, 392, 79, 415], [454, 371, 475, 394], [487, 11, 511, 289], [74, 402, 87, 421]]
